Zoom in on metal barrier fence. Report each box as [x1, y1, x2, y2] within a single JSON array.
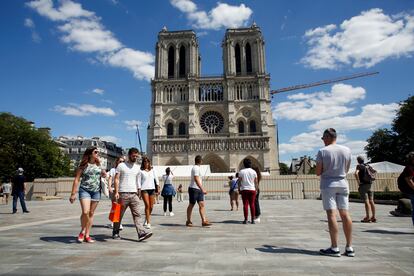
[[26, 173, 401, 200]]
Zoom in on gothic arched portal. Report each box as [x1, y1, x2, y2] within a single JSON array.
[[166, 157, 181, 166], [203, 153, 229, 173], [238, 156, 263, 172]]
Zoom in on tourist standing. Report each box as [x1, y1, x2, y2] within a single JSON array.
[[12, 168, 29, 214], [186, 155, 212, 227], [238, 159, 257, 224], [354, 156, 376, 223], [161, 167, 175, 216], [316, 128, 354, 257], [177, 184, 183, 202], [112, 148, 152, 241], [107, 156, 125, 229], [138, 157, 159, 229], [229, 174, 239, 211], [252, 167, 262, 223], [397, 152, 414, 226], [69, 147, 105, 243], [2, 177, 12, 205]]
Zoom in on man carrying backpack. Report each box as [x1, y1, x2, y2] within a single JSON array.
[[354, 156, 377, 223], [397, 152, 414, 226]]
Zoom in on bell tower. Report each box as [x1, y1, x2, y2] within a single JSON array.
[[148, 24, 280, 174]]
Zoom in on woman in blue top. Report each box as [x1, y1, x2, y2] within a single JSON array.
[[161, 167, 176, 216], [70, 147, 106, 243]]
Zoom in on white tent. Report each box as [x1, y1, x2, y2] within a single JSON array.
[[369, 161, 404, 173], [152, 165, 211, 177]]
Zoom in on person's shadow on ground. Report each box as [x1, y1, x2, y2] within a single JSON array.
[[255, 245, 319, 256], [40, 234, 110, 244], [364, 229, 414, 235]]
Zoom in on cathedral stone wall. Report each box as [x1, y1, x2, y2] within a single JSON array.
[[147, 24, 280, 174]]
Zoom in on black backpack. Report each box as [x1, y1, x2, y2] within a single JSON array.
[[362, 164, 377, 183]]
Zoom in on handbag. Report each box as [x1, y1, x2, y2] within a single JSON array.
[[153, 170, 159, 193], [100, 177, 109, 197], [109, 202, 121, 222]]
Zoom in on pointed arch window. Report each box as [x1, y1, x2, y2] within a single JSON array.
[[238, 121, 245, 134], [178, 122, 186, 136], [167, 123, 174, 137], [179, 45, 186, 78], [245, 42, 252, 73], [235, 43, 241, 74], [249, 120, 257, 133], [168, 46, 175, 78]]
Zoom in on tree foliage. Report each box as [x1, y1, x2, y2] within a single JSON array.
[[279, 162, 290, 175], [365, 95, 414, 165], [0, 112, 71, 181]]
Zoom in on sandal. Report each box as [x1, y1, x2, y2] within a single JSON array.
[[370, 218, 377, 223], [185, 221, 193, 227], [360, 218, 371, 223]]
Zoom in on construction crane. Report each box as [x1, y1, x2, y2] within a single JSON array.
[[135, 124, 143, 153], [270, 71, 379, 95]]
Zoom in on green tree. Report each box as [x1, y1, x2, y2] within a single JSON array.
[[279, 162, 290, 175], [365, 95, 414, 165], [0, 112, 71, 181]]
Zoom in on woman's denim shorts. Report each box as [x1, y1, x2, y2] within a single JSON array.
[[79, 186, 101, 201]]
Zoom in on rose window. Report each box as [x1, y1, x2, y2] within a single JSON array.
[[200, 111, 224, 134]]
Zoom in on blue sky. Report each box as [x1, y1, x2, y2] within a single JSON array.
[[1, 0, 413, 165]]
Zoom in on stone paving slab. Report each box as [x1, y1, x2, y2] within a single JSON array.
[[0, 199, 413, 275]]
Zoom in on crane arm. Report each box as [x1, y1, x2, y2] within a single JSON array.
[[270, 71, 379, 95]]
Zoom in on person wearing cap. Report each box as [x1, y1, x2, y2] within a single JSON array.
[[12, 168, 29, 214], [186, 155, 212, 227], [316, 128, 354, 257]]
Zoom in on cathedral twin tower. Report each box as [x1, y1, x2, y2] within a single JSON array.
[[147, 23, 280, 174]]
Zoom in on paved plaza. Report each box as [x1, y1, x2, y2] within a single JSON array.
[[0, 198, 413, 275]]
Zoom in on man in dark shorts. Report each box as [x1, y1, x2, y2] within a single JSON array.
[[186, 155, 212, 227], [354, 156, 376, 223]]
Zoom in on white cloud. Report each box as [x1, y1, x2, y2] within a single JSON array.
[[58, 19, 122, 52], [124, 120, 144, 131], [92, 88, 104, 95], [27, 0, 154, 81], [26, 0, 94, 21], [24, 18, 42, 43], [102, 48, 155, 81], [171, 0, 253, 30], [273, 83, 365, 121], [53, 104, 116, 116], [24, 18, 35, 28], [310, 103, 398, 131], [279, 130, 366, 160], [99, 135, 120, 144], [279, 131, 323, 154], [301, 9, 414, 69]]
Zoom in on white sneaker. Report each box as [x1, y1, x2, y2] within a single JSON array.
[[119, 224, 123, 230], [143, 221, 147, 226], [145, 223, 151, 229], [164, 212, 167, 216], [254, 217, 261, 223], [169, 212, 175, 217]]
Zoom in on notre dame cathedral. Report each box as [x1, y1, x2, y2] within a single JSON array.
[[147, 23, 280, 174]]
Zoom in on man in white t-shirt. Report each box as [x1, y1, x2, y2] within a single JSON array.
[[316, 128, 354, 257], [112, 148, 152, 242], [186, 155, 212, 227]]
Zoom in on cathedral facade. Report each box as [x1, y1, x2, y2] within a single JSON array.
[[147, 24, 280, 174]]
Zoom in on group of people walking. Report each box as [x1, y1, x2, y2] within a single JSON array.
[[65, 127, 414, 258]]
